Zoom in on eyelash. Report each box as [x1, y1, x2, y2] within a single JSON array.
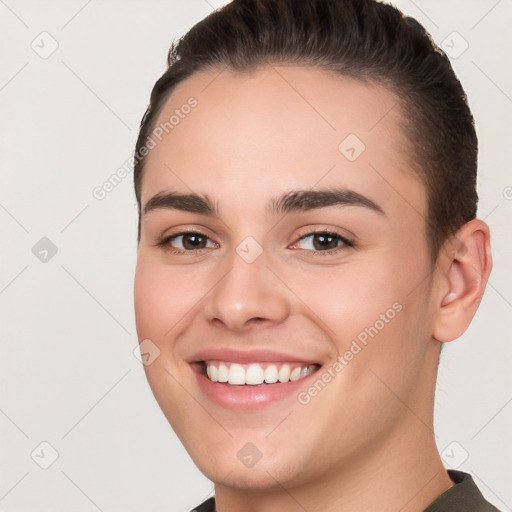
[[156, 230, 216, 255], [292, 230, 354, 257], [156, 229, 354, 257]]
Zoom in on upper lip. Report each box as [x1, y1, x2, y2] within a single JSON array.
[[187, 348, 320, 365]]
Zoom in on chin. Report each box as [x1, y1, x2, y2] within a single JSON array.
[[187, 439, 317, 492], [196, 457, 297, 491]]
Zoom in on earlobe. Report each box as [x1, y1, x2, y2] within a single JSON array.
[[432, 219, 492, 343]]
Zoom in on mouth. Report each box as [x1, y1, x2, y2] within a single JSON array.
[[198, 360, 320, 386], [190, 358, 322, 410]]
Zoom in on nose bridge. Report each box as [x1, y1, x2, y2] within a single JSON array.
[[203, 246, 290, 330]]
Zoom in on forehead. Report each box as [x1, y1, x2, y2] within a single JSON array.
[[141, 65, 426, 222]]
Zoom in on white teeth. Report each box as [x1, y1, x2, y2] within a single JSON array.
[[264, 365, 278, 383], [206, 364, 218, 382], [245, 364, 265, 385], [204, 362, 318, 385], [290, 367, 302, 381], [278, 365, 290, 383], [228, 363, 245, 385], [217, 363, 229, 383]]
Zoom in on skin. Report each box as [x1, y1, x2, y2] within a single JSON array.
[[134, 66, 492, 512]]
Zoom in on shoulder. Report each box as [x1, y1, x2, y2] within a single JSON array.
[[424, 470, 501, 512], [189, 473, 502, 512], [190, 496, 215, 512]]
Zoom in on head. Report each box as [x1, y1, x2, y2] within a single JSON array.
[[133, 0, 491, 497], [134, 0, 479, 262]]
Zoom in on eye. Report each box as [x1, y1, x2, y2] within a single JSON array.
[[292, 231, 353, 254], [158, 231, 218, 252]]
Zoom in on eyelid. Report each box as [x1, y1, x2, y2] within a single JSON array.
[[155, 228, 219, 251], [155, 225, 216, 243], [291, 226, 354, 245], [294, 223, 356, 239], [289, 231, 353, 253], [155, 226, 355, 256]]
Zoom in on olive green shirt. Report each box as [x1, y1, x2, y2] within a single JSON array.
[[192, 470, 501, 511]]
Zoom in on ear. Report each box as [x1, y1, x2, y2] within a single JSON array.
[[432, 219, 493, 343]]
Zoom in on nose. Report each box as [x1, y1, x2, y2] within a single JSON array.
[[202, 249, 290, 333]]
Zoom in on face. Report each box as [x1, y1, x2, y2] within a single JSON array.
[[134, 66, 442, 490]]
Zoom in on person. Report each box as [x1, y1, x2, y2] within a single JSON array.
[[132, 0, 499, 510]]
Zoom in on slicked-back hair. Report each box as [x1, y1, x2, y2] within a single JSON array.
[[134, 0, 478, 262]]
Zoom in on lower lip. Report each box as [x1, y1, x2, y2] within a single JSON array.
[[193, 365, 320, 411]]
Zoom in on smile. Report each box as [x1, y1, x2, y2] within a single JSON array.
[[204, 361, 320, 385], [188, 349, 323, 410]]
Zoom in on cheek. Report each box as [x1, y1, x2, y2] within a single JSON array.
[[134, 260, 169, 340], [285, 253, 432, 381], [285, 258, 403, 343], [134, 256, 204, 343], [133, 258, 197, 422]]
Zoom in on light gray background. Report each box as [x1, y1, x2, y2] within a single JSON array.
[[0, 1, 511, 511]]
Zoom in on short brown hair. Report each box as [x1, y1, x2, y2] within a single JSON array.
[[134, 0, 478, 260]]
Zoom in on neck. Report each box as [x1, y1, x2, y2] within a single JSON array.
[[214, 419, 453, 512]]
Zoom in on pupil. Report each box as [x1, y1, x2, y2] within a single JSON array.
[[314, 234, 337, 250], [183, 234, 205, 250]]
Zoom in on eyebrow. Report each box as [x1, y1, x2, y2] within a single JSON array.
[[268, 188, 385, 216], [142, 188, 385, 217], [143, 191, 219, 216]]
